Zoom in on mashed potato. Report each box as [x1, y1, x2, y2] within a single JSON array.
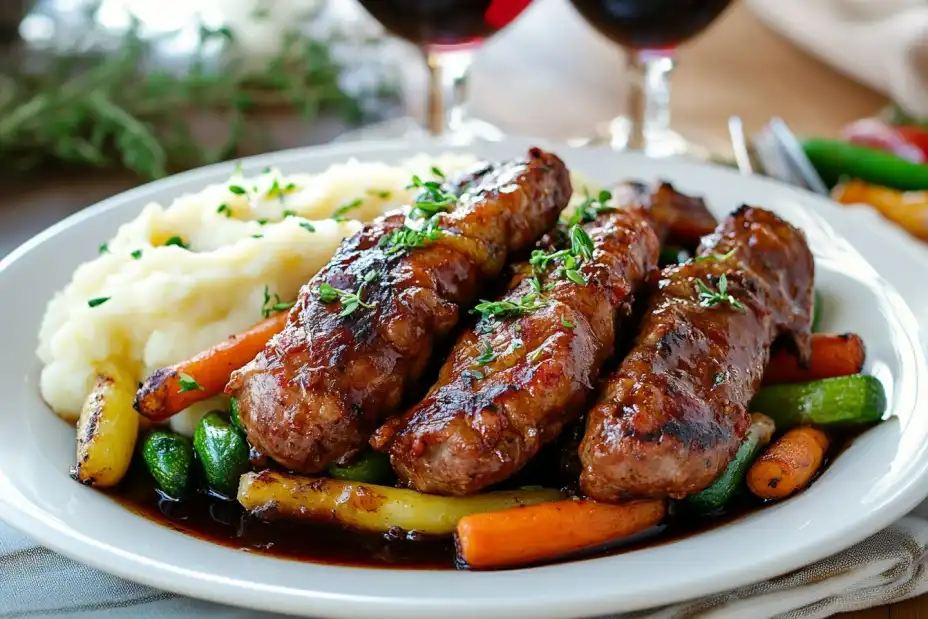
[[37, 152, 601, 435]]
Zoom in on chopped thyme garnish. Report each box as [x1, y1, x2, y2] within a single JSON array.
[[228, 184, 247, 195], [696, 274, 745, 310], [257, 219, 268, 225], [163, 236, 189, 249], [98, 243, 109, 254], [379, 218, 444, 255], [561, 317, 575, 329], [251, 234, 264, 239], [87, 296, 110, 308], [332, 198, 364, 221], [317, 274, 377, 317], [407, 174, 458, 220], [177, 372, 203, 393], [528, 348, 546, 363], [266, 178, 298, 202], [472, 292, 547, 321], [283, 209, 297, 218], [299, 221, 316, 232], [367, 189, 392, 199], [475, 343, 496, 366], [217, 203, 233, 217], [528, 224, 593, 287], [261, 286, 295, 318], [130, 249, 143, 260], [694, 248, 737, 263], [431, 166, 446, 179], [567, 189, 615, 226]]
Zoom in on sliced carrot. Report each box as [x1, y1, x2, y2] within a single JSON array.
[[134, 311, 289, 421], [763, 333, 865, 385], [746, 426, 829, 500], [456, 498, 666, 570]]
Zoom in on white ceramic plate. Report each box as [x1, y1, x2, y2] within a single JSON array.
[[2, 138, 927, 619]]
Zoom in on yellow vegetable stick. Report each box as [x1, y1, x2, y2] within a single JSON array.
[[73, 363, 140, 487], [238, 470, 565, 536]]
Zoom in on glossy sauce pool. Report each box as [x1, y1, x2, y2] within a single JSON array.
[[112, 428, 863, 570]]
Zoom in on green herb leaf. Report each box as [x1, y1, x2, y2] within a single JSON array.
[[695, 274, 745, 310], [565, 269, 586, 285], [251, 234, 264, 239], [570, 225, 594, 261], [332, 198, 363, 222], [130, 249, 143, 259], [98, 243, 109, 254], [561, 317, 575, 329], [472, 293, 546, 321], [528, 348, 546, 363], [283, 209, 297, 218], [261, 285, 295, 318], [299, 221, 316, 232], [228, 185, 247, 195], [217, 203, 233, 217], [257, 219, 268, 225], [316, 275, 377, 316], [407, 174, 458, 220], [87, 296, 111, 308], [475, 343, 496, 366], [694, 248, 737, 263], [367, 189, 392, 199], [379, 219, 444, 255], [163, 236, 189, 249], [177, 372, 203, 393], [567, 189, 615, 226], [430, 166, 446, 180]]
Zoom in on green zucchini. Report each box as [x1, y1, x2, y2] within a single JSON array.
[[193, 411, 251, 498], [802, 138, 928, 190], [142, 431, 194, 500], [685, 413, 775, 514], [750, 375, 886, 428], [229, 396, 246, 436], [327, 451, 393, 484]]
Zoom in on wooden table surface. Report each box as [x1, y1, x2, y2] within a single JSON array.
[[1, 1, 922, 617]]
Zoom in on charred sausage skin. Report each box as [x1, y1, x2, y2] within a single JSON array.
[[580, 206, 814, 501], [226, 149, 572, 474], [373, 206, 659, 496]]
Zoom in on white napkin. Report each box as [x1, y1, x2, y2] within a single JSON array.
[[745, 0, 928, 118], [2, 511, 928, 618]]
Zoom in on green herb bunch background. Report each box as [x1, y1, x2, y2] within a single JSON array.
[[0, 3, 392, 179]]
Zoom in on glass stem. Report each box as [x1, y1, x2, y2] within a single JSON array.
[[628, 50, 677, 156], [425, 47, 475, 137]]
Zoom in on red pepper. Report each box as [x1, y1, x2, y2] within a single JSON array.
[[840, 118, 926, 164]]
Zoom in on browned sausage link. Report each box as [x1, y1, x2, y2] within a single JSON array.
[[226, 149, 572, 474], [608, 181, 718, 245], [580, 206, 814, 501], [372, 207, 660, 496]]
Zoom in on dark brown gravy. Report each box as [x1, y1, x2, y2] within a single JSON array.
[[111, 427, 864, 570]]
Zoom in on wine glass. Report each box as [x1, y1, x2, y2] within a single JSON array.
[[352, 0, 535, 144], [568, 0, 734, 157]]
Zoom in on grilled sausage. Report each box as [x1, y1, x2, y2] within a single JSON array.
[[226, 148, 572, 474], [372, 206, 660, 495], [580, 206, 814, 501]]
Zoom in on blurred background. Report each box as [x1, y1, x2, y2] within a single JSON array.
[[1, 0, 926, 257]]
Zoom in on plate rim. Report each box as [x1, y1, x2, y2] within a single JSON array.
[[2, 137, 927, 619]]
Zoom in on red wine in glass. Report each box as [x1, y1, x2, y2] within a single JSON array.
[[358, 0, 533, 48], [568, 0, 734, 156], [357, 0, 535, 138], [570, 0, 733, 49]]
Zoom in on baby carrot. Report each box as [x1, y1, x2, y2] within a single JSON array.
[[456, 498, 666, 570], [763, 333, 865, 385], [746, 426, 829, 500], [134, 311, 289, 421]]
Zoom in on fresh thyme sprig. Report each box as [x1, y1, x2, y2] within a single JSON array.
[[694, 248, 737, 263], [407, 169, 458, 220], [261, 286, 295, 319], [528, 223, 595, 287], [317, 272, 378, 317], [379, 217, 444, 255], [332, 198, 363, 222], [567, 189, 615, 226], [472, 292, 547, 321], [0, 3, 391, 179], [695, 274, 745, 310]]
